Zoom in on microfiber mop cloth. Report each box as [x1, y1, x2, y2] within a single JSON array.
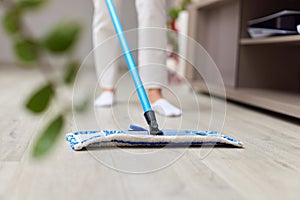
[[66, 125, 243, 150]]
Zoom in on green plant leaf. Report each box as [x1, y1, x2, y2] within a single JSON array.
[[168, 8, 179, 19], [32, 115, 64, 158], [42, 22, 81, 53], [64, 61, 80, 85], [14, 39, 38, 62], [2, 10, 20, 34], [26, 83, 54, 113], [18, 0, 46, 9]]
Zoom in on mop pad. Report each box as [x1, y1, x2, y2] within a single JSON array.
[[66, 125, 243, 150]]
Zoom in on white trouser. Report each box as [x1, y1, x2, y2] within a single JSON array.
[[92, 0, 167, 89]]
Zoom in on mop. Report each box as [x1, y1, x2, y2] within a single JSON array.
[[66, 0, 243, 150]]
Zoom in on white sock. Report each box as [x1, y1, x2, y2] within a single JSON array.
[[151, 99, 182, 117], [94, 91, 115, 107]]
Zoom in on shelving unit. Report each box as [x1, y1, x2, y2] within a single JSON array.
[[186, 0, 300, 118]]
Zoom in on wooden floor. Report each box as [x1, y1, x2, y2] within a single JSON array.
[[0, 68, 299, 200]]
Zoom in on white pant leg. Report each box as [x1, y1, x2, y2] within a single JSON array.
[[135, 0, 167, 89], [92, 0, 122, 89]]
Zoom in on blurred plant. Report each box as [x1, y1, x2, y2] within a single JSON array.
[[167, 0, 192, 56], [166, 0, 192, 84], [1, 0, 84, 158], [167, 0, 192, 31], [166, 0, 192, 71]]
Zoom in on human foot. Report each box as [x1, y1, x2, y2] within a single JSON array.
[[148, 88, 182, 117], [151, 98, 182, 117], [94, 91, 115, 107]]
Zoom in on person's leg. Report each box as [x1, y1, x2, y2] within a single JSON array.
[[93, 0, 121, 106], [135, 0, 181, 117]]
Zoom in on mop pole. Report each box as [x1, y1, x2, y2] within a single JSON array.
[[105, 0, 163, 135]]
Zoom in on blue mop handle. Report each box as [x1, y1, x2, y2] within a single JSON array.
[[105, 0, 151, 112]]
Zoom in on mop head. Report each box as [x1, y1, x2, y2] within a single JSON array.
[[66, 125, 243, 150]]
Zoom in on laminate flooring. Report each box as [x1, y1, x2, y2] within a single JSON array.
[[0, 68, 299, 200]]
